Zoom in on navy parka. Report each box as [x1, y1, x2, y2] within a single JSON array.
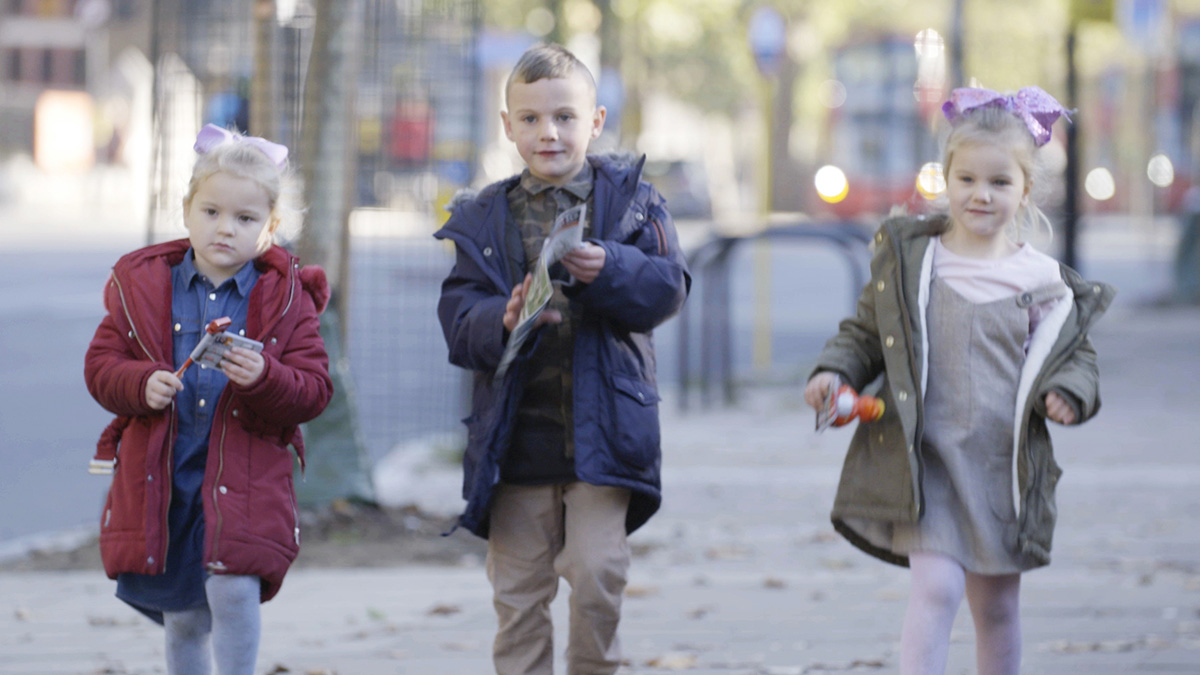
[[434, 154, 691, 538]]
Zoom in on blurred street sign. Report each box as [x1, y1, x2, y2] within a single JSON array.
[[1120, 0, 1167, 57], [1182, 19, 1200, 64], [748, 6, 787, 77], [1069, 0, 1114, 25], [598, 66, 624, 137]]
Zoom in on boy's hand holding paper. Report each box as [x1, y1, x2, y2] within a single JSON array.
[[495, 203, 589, 380], [504, 274, 563, 333], [561, 242, 605, 283]]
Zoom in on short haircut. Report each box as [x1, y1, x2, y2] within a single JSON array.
[[505, 43, 596, 104]]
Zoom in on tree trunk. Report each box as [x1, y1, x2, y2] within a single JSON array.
[[292, 0, 376, 508], [250, 0, 276, 138]]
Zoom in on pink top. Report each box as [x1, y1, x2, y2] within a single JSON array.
[[933, 236, 1066, 333]]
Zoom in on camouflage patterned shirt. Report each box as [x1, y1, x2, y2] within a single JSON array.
[[501, 163, 594, 484]]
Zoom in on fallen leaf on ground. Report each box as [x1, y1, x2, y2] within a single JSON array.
[[86, 615, 136, 627], [763, 576, 786, 589], [687, 605, 714, 619], [1038, 635, 1172, 654], [705, 544, 751, 561], [805, 658, 885, 670], [625, 584, 659, 598], [426, 603, 461, 616], [803, 531, 840, 545], [646, 652, 698, 669]]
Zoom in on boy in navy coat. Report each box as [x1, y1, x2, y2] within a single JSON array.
[[435, 43, 690, 674]]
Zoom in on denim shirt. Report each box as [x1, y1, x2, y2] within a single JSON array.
[[171, 250, 260, 483]]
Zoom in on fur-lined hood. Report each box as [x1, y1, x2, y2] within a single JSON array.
[[109, 239, 329, 316]]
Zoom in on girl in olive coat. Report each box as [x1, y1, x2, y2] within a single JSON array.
[[805, 88, 1115, 674]]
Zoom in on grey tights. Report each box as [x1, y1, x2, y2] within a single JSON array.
[[163, 574, 261, 675], [899, 552, 1022, 675]]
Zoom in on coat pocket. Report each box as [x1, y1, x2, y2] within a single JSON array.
[[609, 374, 661, 469], [1024, 458, 1063, 550]]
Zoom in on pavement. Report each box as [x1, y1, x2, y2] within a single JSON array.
[[3, 286, 1200, 674]]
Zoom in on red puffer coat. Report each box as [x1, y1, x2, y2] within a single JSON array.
[[84, 239, 333, 601]]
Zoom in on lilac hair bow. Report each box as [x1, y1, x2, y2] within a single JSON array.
[[941, 86, 1071, 147], [193, 123, 289, 167]]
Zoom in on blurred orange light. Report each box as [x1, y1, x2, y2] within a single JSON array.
[[916, 162, 945, 199], [815, 165, 849, 204], [35, 90, 95, 173]]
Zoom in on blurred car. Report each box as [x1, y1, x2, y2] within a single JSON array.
[[642, 159, 712, 220]]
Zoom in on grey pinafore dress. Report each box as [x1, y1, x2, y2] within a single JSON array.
[[892, 277, 1066, 574]]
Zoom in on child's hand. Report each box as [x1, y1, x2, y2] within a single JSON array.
[[804, 372, 841, 411], [145, 370, 183, 410], [502, 274, 562, 333], [1044, 391, 1077, 425], [561, 243, 605, 284], [221, 346, 266, 387]]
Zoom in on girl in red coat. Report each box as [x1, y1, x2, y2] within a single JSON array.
[[84, 125, 333, 674]]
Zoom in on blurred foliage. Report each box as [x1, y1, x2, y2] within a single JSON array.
[[478, 0, 1086, 118], [479, 0, 1188, 182]]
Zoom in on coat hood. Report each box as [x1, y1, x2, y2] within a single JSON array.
[[298, 265, 330, 314], [111, 239, 330, 314]]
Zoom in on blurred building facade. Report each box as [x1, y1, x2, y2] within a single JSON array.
[[0, 0, 149, 162]]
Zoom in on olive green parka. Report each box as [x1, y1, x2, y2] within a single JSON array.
[[813, 214, 1115, 568]]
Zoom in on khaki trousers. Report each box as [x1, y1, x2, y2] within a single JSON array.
[[487, 482, 632, 675]]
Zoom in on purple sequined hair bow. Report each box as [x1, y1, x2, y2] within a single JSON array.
[[193, 124, 289, 167], [941, 86, 1071, 147]]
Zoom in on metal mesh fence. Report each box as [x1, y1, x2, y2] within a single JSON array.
[[349, 1, 480, 463], [146, 0, 480, 464]]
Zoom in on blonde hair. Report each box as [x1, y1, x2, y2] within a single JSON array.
[[183, 135, 304, 246], [505, 43, 596, 105], [941, 104, 1053, 242]]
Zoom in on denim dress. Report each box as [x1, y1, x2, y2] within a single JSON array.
[[116, 250, 260, 623]]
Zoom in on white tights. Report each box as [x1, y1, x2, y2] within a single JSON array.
[[899, 552, 1021, 675], [163, 574, 261, 675]]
